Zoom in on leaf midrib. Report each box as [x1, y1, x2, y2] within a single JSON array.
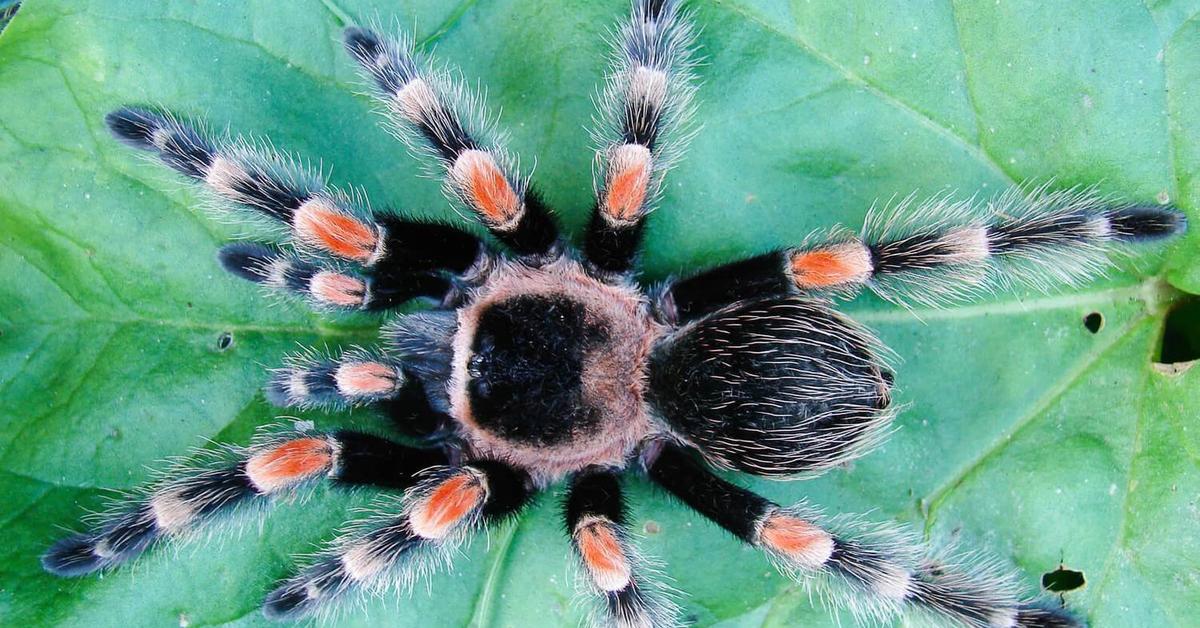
[[467, 515, 526, 628]]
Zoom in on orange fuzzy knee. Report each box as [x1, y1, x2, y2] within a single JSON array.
[[245, 437, 336, 494], [293, 198, 381, 264], [409, 471, 486, 540], [602, 144, 653, 224], [335, 361, 402, 397], [309, 271, 367, 307], [789, 242, 874, 289], [576, 517, 632, 591], [451, 150, 522, 229], [758, 513, 835, 570]]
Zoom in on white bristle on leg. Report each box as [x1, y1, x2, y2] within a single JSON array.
[[858, 183, 1164, 308]]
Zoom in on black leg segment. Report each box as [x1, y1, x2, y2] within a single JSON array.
[[663, 250, 793, 323], [646, 444, 770, 543]]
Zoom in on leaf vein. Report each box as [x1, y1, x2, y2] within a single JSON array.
[[718, 0, 1015, 185]]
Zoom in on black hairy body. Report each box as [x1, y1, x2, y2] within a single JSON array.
[[650, 298, 892, 476], [469, 294, 605, 446], [41, 1, 1184, 627]]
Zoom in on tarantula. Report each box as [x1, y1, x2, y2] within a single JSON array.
[[42, 1, 1184, 626]]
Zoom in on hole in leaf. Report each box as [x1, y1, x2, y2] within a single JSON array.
[[1153, 361, 1195, 376], [1159, 297, 1200, 364], [1083, 312, 1104, 334], [1042, 567, 1085, 592], [216, 332, 234, 351]]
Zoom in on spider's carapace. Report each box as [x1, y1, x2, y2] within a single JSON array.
[[450, 257, 660, 480]]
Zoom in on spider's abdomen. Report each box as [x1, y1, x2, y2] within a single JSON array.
[[450, 258, 660, 482], [467, 294, 607, 445], [648, 297, 893, 477]]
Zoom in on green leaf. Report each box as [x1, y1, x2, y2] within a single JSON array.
[[1, 0, 1197, 626]]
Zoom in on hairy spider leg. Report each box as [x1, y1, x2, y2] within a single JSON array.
[[217, 242, 452, 311], [565, 469, 676, 627], [648, 445, 1080, 628], [262, 460, 531, 620], [344, 28, 559, 257], [104, 107, 485, 310], [583, 0, 698, 274], [41, 430, 445, 577], [265, 347, 410, 410], [666, 185, 1186, 321], [263, 352, 449, 438]]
